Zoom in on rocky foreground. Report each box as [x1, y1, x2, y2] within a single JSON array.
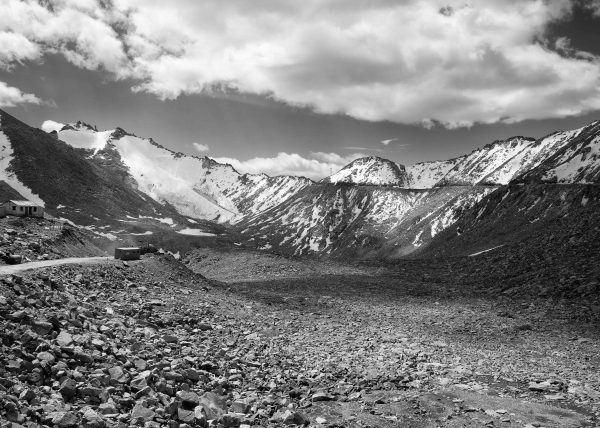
[[1, 254, 599, 427]]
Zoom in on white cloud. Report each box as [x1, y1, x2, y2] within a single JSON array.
[[41, 120, 65, 133], [1, 0, 599, 125], [212, 151, 364, 180], [192, 142, 210, 152], [381, 138, 397, 146], [0, 81, 41, 107], [586, 2, 600, 17]]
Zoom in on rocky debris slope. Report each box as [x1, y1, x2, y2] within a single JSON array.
[[0, 217, 108, 265], [182, 248, 366, 283], [0, 256, 335, 428], [188, 249, 600, 427], [0, 253, 598, 427], [405, 157, 464, 189]]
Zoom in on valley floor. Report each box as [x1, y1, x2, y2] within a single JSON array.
[[1, 251, 598, 427], [186, 249, 600, 426]]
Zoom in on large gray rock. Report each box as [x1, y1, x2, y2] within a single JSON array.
[[131, 403, 156, 422], [197, 392, 227, 420]]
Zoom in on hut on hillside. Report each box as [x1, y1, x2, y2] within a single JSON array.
[[1, 200, 44, 218]]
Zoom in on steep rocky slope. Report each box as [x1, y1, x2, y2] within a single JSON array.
[[419, 183, 600, 257], [437, 137, 536, 186]]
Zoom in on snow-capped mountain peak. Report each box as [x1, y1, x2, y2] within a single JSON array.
[[52, 123, 311, 223], [322, 156, 408, 186]]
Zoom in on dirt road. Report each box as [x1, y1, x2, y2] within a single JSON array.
[[0, 256, 113, 275]]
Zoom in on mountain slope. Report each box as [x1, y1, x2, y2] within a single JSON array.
[[0, 110, 186, 225], [517, 121, 600, 184], [436, 137, 536, 186], [54, 122, 312, 223], [417, 123, 597, 187], [233, 184, 493, 258]]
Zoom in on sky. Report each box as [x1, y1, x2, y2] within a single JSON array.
[[1, 0, 600, 180]]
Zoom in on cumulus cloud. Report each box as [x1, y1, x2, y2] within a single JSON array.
[[41, 120, 65, 133], [0, 81, 41, 107], [585, 1, 600, 16], [212, 152, 364, 180], [192, 142, 210, 152], [1, 0, 600, 124]]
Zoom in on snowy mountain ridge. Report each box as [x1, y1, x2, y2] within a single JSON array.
[[321, 156, 408, 186], [323, 123, 598, 188], [1, 108, 599, 259], [54, 122, 312, 223]]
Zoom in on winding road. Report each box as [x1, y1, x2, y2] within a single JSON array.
[[0, 256, 113, 275]]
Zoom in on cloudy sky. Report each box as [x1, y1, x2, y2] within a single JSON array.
[[1, 0, 600, 179]]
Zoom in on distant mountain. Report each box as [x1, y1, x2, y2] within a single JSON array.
[[408, 123, 598, 187], [405, 157, 465, 189], [323, 122, 599, 191], [321, 156, 408, 186]]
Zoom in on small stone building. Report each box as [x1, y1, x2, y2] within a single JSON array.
[[114, 247, 141, 261], [1, 200, 45, 218]]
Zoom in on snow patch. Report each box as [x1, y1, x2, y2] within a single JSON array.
[[0, 121, 45, 206], [468, 245, 504, 257], [176, 228, 217, 236], [581, 195, 589, 207]]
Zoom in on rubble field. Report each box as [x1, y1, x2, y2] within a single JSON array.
[[0, 217, 108, 265], [0, 252, 599, 427]]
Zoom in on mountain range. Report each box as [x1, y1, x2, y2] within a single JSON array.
[[0, 108, 598, 259]]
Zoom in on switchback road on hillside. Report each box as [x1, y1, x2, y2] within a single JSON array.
[[0, 256, 114, 275]]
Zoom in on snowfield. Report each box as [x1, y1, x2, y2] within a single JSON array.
[[176, 228, 217, 236]]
